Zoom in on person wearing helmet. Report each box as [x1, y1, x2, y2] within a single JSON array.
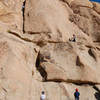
[[74, 88, 80, 100], [40, 91, 46, 100]]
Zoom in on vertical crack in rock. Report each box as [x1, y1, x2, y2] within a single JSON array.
[[22, 0, 26, 33], [35, 52, 47, 81]]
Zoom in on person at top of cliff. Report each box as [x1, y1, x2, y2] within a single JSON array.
[[40, 91, 46, 100], [74, 88, 80, 100], [69, 34, 76, 42]]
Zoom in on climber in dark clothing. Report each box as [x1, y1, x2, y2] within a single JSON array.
[[22, 1, 25, 16], [69, 34, 76, 42], [74, 88, 80, 100]]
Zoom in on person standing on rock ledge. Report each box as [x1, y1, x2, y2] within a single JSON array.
[[40, 91, 46, 100], [69, 34, 76, 42], [74, 88, 80, 100]]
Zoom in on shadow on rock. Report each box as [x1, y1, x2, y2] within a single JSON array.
[[93, 86, 100, 100], [36, 52, 47, 81]]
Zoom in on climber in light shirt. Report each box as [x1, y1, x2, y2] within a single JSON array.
[[40, 91, 46, 100]]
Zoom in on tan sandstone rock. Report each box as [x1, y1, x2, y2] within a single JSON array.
[[0, 33, 38, 100], [0, 0, 100, 100], [93, 2, 100, 14], [0, 0, 23, 32]]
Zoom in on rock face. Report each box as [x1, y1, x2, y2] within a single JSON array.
[[0, 33, 38, 100], [0, 0, 23, 33], [69, 0, 100, 42], [0, 0, 100, 100]]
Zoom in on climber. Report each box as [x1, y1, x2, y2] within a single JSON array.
[[22, 1, 25, 10], [69, 34, 76, 42], [22, 1, 25, 16], [40, 91, 46, 100], [74, 88, 80, 100]]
